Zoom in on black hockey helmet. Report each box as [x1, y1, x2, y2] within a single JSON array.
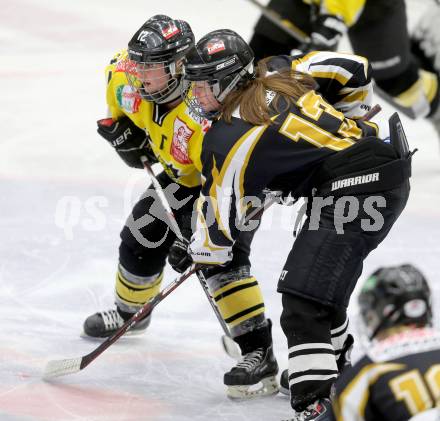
[[182, 29, 255, 118], [358, 264, 432, 339], [126, 15, 194, 104]]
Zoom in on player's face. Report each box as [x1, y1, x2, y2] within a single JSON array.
[[134, 62, 170, 94], [192, 81, 221, 113]]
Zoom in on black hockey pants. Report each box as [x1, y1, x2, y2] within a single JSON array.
[[278, 178, 410, 411]]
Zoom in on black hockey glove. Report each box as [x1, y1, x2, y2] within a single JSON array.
[[168, 213, 193, 273], [168, 236, 193, 273], [308, 14, 346, 52], [97, 117, 157, 169]]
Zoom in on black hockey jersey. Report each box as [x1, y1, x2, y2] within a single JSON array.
[[188, 89, 378, 265], [333, 328, 440, 421]]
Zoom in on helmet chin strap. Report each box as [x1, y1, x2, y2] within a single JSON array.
[[216, 61, 255, 102], [157, 81, 182, 104]]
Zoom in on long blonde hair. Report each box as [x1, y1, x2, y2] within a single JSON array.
[[221, 57, 316, 125]]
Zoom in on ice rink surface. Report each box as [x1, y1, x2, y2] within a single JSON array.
[[1, 0, 439, 420]]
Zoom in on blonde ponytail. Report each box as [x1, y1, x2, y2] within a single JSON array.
[[221, 57, 316, 125]]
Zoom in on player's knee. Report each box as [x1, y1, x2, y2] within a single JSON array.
[[119, 240, 167, 276]]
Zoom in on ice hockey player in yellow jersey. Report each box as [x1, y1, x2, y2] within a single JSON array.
[[82, 15, 279, 399]]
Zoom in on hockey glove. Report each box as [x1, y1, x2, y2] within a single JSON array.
[[309, 14, 346, 52], [168, 213, 193, 273], [168, 236, 193, 273], [97, 117, 157, 169]]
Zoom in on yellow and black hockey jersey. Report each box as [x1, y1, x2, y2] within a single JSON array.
[[105, 50, 211, 187], [189, 52, 379, 265], [333, 328, 440, 421]]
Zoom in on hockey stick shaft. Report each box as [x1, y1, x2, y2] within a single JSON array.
[[141, 156, 184, 240], [244, 0, 310, 44], [359, 104, 382, 121], [79, 265, 197, 368], [140, 157, 233, 338]]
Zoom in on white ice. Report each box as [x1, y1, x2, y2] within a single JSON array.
[[1, 1, 439, 420]]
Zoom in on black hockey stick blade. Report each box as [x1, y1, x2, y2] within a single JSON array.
[[43, 266, 197, 379]]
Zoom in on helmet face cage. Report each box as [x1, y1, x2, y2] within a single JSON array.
[[126, 58, 181, 104], [181, 79, 218, 120], [359, 264, 432, 339], [182, 58, 254, 120]]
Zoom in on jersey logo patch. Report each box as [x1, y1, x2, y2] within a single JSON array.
[[171, 117, 194, 164], [185, 106, 211, 132], [116, 85, 142, 114], [207, 41, 226, 55], [162, 23, 180, 40], [115, 58, 137, 76]]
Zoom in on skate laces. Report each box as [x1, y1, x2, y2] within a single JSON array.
[[100, 309, 123, 331], [236, 348, 265, 371]]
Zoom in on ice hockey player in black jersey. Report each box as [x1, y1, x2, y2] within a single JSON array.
[[332, 264, 440, 421], [181, 29, 412, 420], [249, 0, 440, 138]]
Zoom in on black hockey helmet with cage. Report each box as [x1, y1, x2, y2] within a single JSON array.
[[126, 15, 194, 104], [358, 264, 432, 339], [182, 29, 255, 118]]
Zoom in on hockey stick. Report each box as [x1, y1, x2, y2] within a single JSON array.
[[244, 0, 310, 44], [45, 102, 378, 379], [139, 157, 241, 358], [44, 264, 198, 379]]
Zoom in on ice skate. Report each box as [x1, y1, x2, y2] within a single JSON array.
[[82, 308, 151, 338], [224, 345, 279, 399], [282, 398, 333, 421]]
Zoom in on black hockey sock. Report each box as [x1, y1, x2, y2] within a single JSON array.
[[234, 319, 272, 355], [116, 307, 135, 321], [116, 306, 151, 322]]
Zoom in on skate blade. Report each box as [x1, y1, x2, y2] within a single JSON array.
[[227, 375, 279, 399]]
